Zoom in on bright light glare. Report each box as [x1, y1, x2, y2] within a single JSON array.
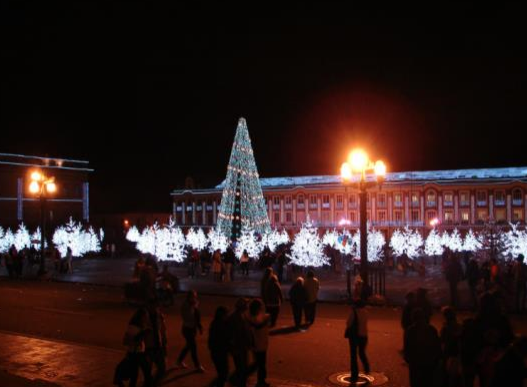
[[430, 218, 439, 227], [31, 171, 42, 181], [348, 149, 368, 172], [340, 162, 352, 181], [29, 181, 40, 194], [374, 160, 386, 177], [46, 182, 57, 193]]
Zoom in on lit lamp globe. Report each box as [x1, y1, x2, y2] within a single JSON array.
[[374, 160, 386, 178], [340, 162, 352, 181], [46, 182, 57, 193], [29, 181, 40, 194], [31, 171, 42, 182], [349, 149, 368, 172]]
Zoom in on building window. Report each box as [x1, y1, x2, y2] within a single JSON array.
[[411, 210, 420, 223], [477, 191, 487, 206], [513, 189, 523, 206], [513, 209, 524, 222], [394, 193, 403, 207], [411, 193, 419, 207], [426, 191, 436, 207], [349, 194, 357, 208], [377, 193, 386, 208], [309, 195, 318, 209], [427, 211, 437, 223], [494, 191, 505, 206], [273, 196, 280, 209], [495, 208, 506, 223], [322, 194, 330, 208], [377, 210, 386, 222], [286, 212, 292, 223], [461, 210, 470, 224], [321, 211, 331, 225], [336, 195, 343, 208], [285, 195, 292, 205], [273, 212, 280, 224], [444, 210, 454, 224], [460, 191, 470, 207], [477, 209, 488, 223], [349, 211, 357, 223], [444, 192, 453, 207], [297, 194, 305, 209], [394, 211, 403, 223]]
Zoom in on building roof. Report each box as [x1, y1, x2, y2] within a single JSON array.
[[214, 166, 527, 189], [0, 152, 93, 172]]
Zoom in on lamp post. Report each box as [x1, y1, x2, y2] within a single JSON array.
[[29, 170, 57, 275], [341, 149, 386, 297]]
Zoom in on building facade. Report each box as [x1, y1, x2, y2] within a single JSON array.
[[171, 167, 527, 236], [0, 153, 92, 229]]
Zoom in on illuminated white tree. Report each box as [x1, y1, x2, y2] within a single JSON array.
[[156, 220, 186, 262], [87, 226, 102, 253], [390, 226, 423, 259], [14, 223, 31, 251], [235, 228, 261, 259], [288, 222, 330, 267], [441, 231, 451, 248], [502, 223, 527, 259], [354, 228, 386, 262], [278, 229, 290, 246], [262, 229, 289, 252], [389, 229, 406, 257], [447, 229, 464, 252], [0, 227, 12, 253], [31, 227, 45, 249], [126, 226, 141, 243], [208, 228, 229, 253], [463, 229, 482, 252], [322, 229, 340, 249], [53, 218, 84, 257], [425, 228, 444, 256], [186, 228, 208, 251], [136, 223, 158, 255]]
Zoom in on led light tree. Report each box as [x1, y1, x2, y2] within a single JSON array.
[[447, 229, 464, 252], [478, 221, 506, 261], [136, 224, 158, 256], [0, 227, 9, 253], [353, 228, 386, 262], [216, 118, 271, 240], [502, 223, 527, 259], [87, 226, 102, 253], [156, 219, 187, 262], [14, 223, 31, 251], [441, 231, 451, 248], [31, 227, 47, 250], [126, 226, 141, 243], [425, 228, 444, 256], [322, 229, 340, 249], [262, 229, 289, 253], [52, 218, 90, 258], [186, 228, 208, 251], [208, 227, 229, 253], [278, 229, 290, 246], [235, 228, 261, 259], [1, 228, 15, 253], [463, 229, 482, 253], [390, 226, 423, 259], [288, 222, 330, 267], [389, 229, 406, 257]]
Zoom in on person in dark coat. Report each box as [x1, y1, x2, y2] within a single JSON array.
[[490, 336, 527, 387], [512, 254, 527, 313], [208, 306, 230, 387], [401, 291, 416, 333], [176, 290, 204, 372], [260, 267, 274, 304], [414, 288, 433, 323], [288, 277, 307, 329], [144, 298, 167, 386], [404, 308, 442, 387], [345, 298, 370, 383], [264, 275, 283, 327], [445, 254, 463, 308], [227, 298, 254, 387], [465, 258, 480, 310], [439, 306, 462, 387]]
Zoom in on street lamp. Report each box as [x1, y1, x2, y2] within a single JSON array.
[[29, 170, 57, 275], [341, 149, 386, 298]]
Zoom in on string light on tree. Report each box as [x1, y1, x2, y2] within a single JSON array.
[[208, 227, 229, 253], [126, 226, 141, 243], [425, 228, 444, 256], [463, 229, 482, 252], [288, 222, 330, 267], [235, 228, 261, 259], [186, 228, 208, 251]]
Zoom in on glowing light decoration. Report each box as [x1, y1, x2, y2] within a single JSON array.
[[353, 228, 386, 262], [390, 226, 423, 259], [425, 228, 444, 256], [126, 226, 140, 243], [208, 228, 229, 253], [14, 223, 31, 251], [216, 118, 271, 239], [87, 226, 102, 253], [52, 218, 86, 258], [30, 227, 48, 249], [502, 223, 527, 259], [186, 228, 208, 251], [322, 229, 340, 249], [288, 222, 330, 267], [235, 228, 261, 259], [440, 231, 451, 248], [0, 227, 14, 253], [136, 223, 158, 256], [157, 219, 187, 262], [463, 229, 482, 252], [447, 228, 464, 252], [262, 229, 290, 252]]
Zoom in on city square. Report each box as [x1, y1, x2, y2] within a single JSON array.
[[2, 3, 527, 387]]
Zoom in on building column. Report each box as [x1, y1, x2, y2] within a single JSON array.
[[192, 202, 197, 225], [507, 194, 512, 222], [388, 195, 393, 222], [438, 196, 443, 222], [470, 193, 476, 225], [182, 201, 186, 225], [293, 198, 297, 225], [344, 189, 349, 220], [404, 195, 409, 224], [172, 202, 177, 219], [317, 196, 322, 222], [17, 177, 23, 221], [82, 182, 90, 222], [202, 201, 206, 225], [454, 194, 459, 223], [420, 195, 425, 225], [330, 196, 335, 225], [280, 197, 284, 224], [489, 194, 494, 221]]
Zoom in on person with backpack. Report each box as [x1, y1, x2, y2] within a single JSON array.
[[345, 299, 370, 383]]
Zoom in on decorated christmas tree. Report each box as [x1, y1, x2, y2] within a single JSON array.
[[216, 118, 271, 240], [463, 229, 482, 252], [288, 222, 329, 267], [425, 228, 444, 256]]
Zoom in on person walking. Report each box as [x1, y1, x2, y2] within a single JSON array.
[[404, 308, 442, 387], [66, 246, 73, 274], [303, 270, 320, 325], [439, 306, 462, 387], [289, 277, 307, 329], [144, 298, 167, 386], [512, 254, 527, 313], [247, 299, 270, 387], [445, 254, 463, 308], [345, 299, 370, 383], [264, 275, 283, 327], [176, 290, 205, 372], [240, 250, 250, 276], [115, 306, 152, 387], [465, 258, 480, 310], [212, 249, 223, 282], [227, 298, 254, 387], [260, 268, 274, 303], [208, 306, 230, 387], [224, 247, 235, 282]]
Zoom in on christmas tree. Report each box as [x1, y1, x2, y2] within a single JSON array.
[[216, 118, 271, 240], [425, 228, 444, 256], [288, 222, 329, 267]]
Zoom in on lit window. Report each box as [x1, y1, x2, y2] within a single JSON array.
[[460, 191, 470, 206], [427, 211, 437, 222], [349, 195, 357, 207], [444, 193, 453, 206], [444, 211, 454, 223], [377, 210, 386, 222], [513, 209, 523, 221], [461, 210, 470, 223], [426, 191, 436, 206], [494, 191, 505, 205], [309, 195, 317, 205], [273, 196, 280, 205], [336, 195, 344, 208], [477, 209, 488, 222], [477, 191, 487, 204], [322, 195, 330, 204], [513, 189, 523, 205], [411, 193, 419, 206], [411, 210, 420, 222], [285, 196, 292, 205], [394, 193, 403, 207], [378, 193, 386, 207], [495, 209, 506, 222]]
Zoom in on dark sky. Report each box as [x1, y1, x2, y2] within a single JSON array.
[[2, 3, 527, 213]]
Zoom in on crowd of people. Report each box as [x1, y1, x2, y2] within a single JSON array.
[[1, 244, 74, 277]]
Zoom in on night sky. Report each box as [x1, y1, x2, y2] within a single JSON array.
[[2, 3, 527, 213]]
